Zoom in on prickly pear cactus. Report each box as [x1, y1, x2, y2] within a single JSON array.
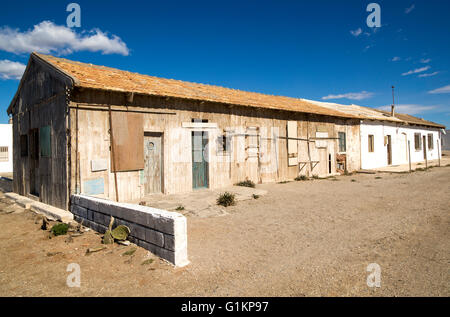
[[111, 225, 131, 241], [102, 230, 114, 244]]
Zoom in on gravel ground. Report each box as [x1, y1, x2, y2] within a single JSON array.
[[0, 167, 449, 296]]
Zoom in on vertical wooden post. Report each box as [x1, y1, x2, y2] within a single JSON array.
[[437, 139, 441, 167], [408, 140, 412, 173], [108, 105, 119, 202]]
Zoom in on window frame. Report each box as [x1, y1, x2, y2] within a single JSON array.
[[414, 133, 422, 151], [0, 146, 8, 162], [427, 134, 434, 150], [368, 134, 374, 153], [217, 134, 232, 155], [338, 132, 346, 153]]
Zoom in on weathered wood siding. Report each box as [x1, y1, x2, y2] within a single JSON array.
[[10, 58, 69, 209], [69, 89, 361, 203]]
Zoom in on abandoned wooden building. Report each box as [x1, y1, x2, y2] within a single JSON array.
[[7, 53, 445, 210]]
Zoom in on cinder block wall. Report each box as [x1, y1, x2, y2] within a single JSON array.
[[70, 194, 189, 267]]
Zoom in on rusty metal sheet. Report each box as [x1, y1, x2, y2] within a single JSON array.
[[111, 112, 144, 172]]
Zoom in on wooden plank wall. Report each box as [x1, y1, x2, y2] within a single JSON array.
[[10, 58, 69, 209], [69, 89, 361, 203]]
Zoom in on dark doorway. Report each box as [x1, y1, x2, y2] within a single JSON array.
[[386, 135, 392, 165]]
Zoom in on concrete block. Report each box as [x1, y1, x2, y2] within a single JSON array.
[[71, 195, 80, 206], [94, 211, 110, 227], [71, 205, 87, 218], [87, 209, 94, 221], [87, 199, 100, 212], [129, 223, 146, 241], [78, 196, 91, 209], [145, 229, 165, 248], [153, 216, 176, 235], [138, 240, 175, 265], [164, 234, 176, 251]]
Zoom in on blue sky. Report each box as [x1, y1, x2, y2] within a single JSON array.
[[0, 0, 449, 127]]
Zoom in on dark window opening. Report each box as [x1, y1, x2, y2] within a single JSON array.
[[217, 135, 232, 154]]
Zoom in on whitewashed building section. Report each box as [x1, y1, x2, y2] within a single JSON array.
[[360, 121, 442, 169], [0, 124, 13, 174]]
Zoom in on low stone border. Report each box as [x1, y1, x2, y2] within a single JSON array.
[[3, 192, 73, 223], [70, 194, 189, 267]]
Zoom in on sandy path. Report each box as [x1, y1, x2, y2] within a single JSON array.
[[0, 167, 449, 296]]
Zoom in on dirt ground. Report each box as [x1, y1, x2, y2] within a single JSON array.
[[0, 166, 449, 297]]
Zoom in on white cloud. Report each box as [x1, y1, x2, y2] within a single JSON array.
[[321, 91, 374, 101], [418, 71, 439, 78], [0, 21, 129, 56], [428, 85, 450, 94], [378, 104, 437, 115], [401, 66, 430, 76], [350, 28, 362, 37], [405, 4, 415, 14], [0, 59, 26, 80], [391, 56, 401, 62], [420, 58, 431, 63]]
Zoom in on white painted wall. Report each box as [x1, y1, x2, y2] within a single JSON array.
[[360, 121, 441, 169], [0, 124, 13, 174]]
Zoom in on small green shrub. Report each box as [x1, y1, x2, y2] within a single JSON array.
[[236, 180, 256, 188], [175, 205, 185, 211], [351, 179, 357, 182], [253, 194, 260, 199], [295, 175, 308, 181], [51, 223, 69, 236], [217, 192, 236, 207], [312, 175, 319, 180]]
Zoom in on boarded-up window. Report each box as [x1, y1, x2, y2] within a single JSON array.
[[287, 121, 298, 166], [315, 132, 328, 148], [368, 135, 374, 152], [20, 135, 28, 157], [428, 134, 434, 150], [414, 133, 421, 150], [39, 125, 51, 157], [110, 112, 144, 172], [338, 132, 346, 152], [0, 146, 8, 162]]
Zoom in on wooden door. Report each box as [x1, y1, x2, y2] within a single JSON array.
[[144, 132, 163, 194], [29, 129, 39, 196], [192, 131, 209, 189], [245, 127, 260, 183], [387, 135, 392, 165]]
